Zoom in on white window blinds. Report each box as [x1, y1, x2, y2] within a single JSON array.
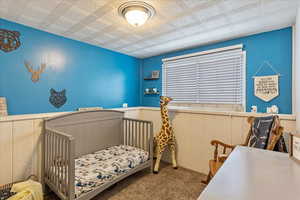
[[162, 45, 245, 104]]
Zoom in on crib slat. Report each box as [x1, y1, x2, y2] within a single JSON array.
[[44, 131, 48, 178], [133, 120, 135, 147], [63, 139, 67, 196], [135, 121, 138, 147], [64, 139, 68, 196], [126, 119, 129, 145], [54, 134, 58, 188], [57, 136, 60, 191], [56, 134, 59, 188], [57, 134, 60, 188], [60, 137, 63, 195], [68, 138, 75, 199], [127, 120, 129, 146], [54, 134, 57, 188], [47, 132, 50, 181], [139, 122, 141, 148], [144, 123, 147, 151], [143, 123, 145, 150], [49, 132, 52, 180], [136, 122, 140, 148], [59, 136, 62, 192], [140, 122, 142, 149], [43, 131, 48, 178], [136, 121, 139, 148], [128, 119, 130, 146], [48, 132, 50, 179], [148, 123, 150, 151], [136, 121, 138, 147], [150, 122, 154, 164], [50, 132, 53, 182], [126, 120, 129, 146], [61, 137, 64, 194], [131, 120, 133, 146]]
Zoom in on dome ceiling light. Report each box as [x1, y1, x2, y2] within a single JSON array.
[[118, 1, 155, 27]]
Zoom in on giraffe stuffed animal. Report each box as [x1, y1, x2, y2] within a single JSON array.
[[153, 96, 178, 173]]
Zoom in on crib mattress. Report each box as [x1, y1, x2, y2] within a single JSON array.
[[74, 145, 149, 198]]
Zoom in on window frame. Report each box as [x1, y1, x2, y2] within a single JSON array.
[[162, 45, 247, 111]]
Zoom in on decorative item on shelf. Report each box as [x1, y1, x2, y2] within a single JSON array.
[[144, 70, 160, 80], [123, 103, 128, 108], [289, 133, 300, 164], [0, 29, 21, 52], [253, 61, 280, 102], [49, 88, 67, 108], [266, 105, 279, 114], [251, 105, 257, 113], [144, 88, 159, 95], [152, 70, 160, 78], [24, 60, 46, 83], [0, 97, 8, 116]]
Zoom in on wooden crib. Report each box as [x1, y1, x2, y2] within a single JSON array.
[[43, 110, 153, 200]]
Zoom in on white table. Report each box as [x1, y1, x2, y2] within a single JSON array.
[[198, 146, 300, 200]]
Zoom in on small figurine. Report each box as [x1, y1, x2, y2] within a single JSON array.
[[251, 105, 257, 113]]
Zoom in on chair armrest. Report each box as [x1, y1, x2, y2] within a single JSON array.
[[211, 140, 236, 149], [210, 140, 236, 161]]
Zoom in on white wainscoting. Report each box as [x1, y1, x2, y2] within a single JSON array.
[[0, 119, 43, 184], [138, 108, 296, 174], [0, 109, 139, 185], [0, 107, 296, 185]]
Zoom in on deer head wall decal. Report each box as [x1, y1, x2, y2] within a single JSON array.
[[24, 60, 46, 83]]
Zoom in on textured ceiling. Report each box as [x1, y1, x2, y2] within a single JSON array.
[[0, 0, 299, 58]]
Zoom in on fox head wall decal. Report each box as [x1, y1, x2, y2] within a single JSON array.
[[49, 88, 67, 108], [24, 60, 46, 83]]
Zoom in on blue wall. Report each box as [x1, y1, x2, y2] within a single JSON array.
[[0, 19, 141, 115], [0, 18, 293, 115], [141, 27, 293, 114]]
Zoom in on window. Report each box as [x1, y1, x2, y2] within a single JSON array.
[[162, 45, 245, 108]]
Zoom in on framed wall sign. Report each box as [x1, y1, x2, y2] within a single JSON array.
[[252, 61, 281, 102], [289, 133, 300, 164], [254, 75, 279, 102], [151, 70, 160, 79]]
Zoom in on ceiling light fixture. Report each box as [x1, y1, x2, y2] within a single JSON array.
[[118, 1, 155, 27]]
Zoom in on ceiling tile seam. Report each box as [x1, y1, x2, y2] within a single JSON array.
[[113, 0, 267, 51], [15, 0, 32, 21], [114, 12, 240, 51], [111, 3, 242, 50], [99, 0, 220, 46], [6, 0, 30, 21], [81, 24, 118, 41], [133, 21, 293, 59], [62, 0, 120, 36], [65, 0, 224, 50], [125, 8, 292, 55], [38, 0, 77, 29]]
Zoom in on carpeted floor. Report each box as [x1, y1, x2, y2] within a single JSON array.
[[45, 162, 207, 200]]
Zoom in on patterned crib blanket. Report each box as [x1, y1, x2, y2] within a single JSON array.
[[74, 145, 149, 198]]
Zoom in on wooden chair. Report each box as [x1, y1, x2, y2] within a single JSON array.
[[202, 115, 284, 184]]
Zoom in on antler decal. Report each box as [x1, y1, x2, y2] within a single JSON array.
[[24, 60, 46, 83]]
